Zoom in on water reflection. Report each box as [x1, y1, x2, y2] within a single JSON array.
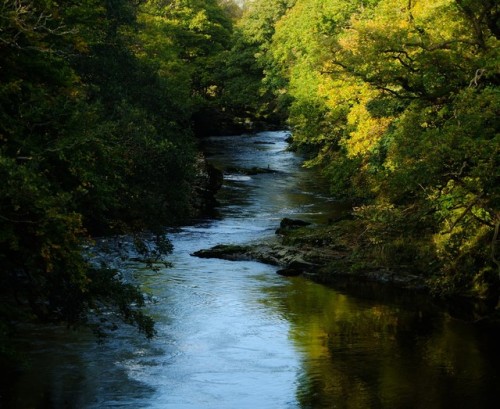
[[4, 325, 158, 409], [261, 277, 500, 408]]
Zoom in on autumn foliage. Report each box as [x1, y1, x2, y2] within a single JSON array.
[[242, 0, 499, 300]]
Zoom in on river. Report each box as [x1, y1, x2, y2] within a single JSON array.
[[3, 131, 500, 408]]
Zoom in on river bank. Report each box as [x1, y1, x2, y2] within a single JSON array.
[[192, 217, 428, 290], [193, 216, 500, 323]]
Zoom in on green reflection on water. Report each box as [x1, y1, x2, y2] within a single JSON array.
[[260, 277, 499, 409]]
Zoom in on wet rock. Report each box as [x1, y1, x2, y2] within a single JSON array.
[[224, 166, 278, 175], [280, 217, 311, 228], [192, 242, 291, 266], [191, 240, 322, 278], [277, 268, 302, 277], [275, 218, 311, 234], [277, 259, 317, 277], [191, 244, 253, 261], [288, 259, 316, 272]]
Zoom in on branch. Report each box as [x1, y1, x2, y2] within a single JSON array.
[[441, 193, 484, 234], [324, 60, 419, 99], [403, 38, 479, 51], [373, 85, 413, 99], [383, 49, 418, 73], [443, 161, 468, 177], [469, 68, 486, 87], [470, 212, 495, 229], [1, 0, 77, 51], [0, 213, 36, 224]]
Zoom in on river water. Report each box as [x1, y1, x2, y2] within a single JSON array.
[[3, 131, 500, 408]]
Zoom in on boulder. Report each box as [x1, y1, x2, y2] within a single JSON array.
[[191, 244, 252, 261], [275, 217, 311, 234]]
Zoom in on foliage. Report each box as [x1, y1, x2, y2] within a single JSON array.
[[225, 0, 296, 125], [243, 0, 500, 300], [0, 0, 241, 346], [137, 0, 239, 135]]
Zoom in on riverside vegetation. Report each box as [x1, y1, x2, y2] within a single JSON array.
[[1, 0, 499, 362], [0, 0, 250, 358], [235, 0, 499, 309]]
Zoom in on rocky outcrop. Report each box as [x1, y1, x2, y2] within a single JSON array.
[[191, 238, 341, 274], [191, 217, 430, 292], [191, 220, 344, 278]]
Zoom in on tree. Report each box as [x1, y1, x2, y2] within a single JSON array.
[[257, 0, 500, 299], [0, 0, 209, 348]]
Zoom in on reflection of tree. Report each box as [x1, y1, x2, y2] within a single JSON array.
[[260, 277, 496, 408]]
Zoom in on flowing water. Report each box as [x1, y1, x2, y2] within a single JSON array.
[[3, 131, 500, 408]]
